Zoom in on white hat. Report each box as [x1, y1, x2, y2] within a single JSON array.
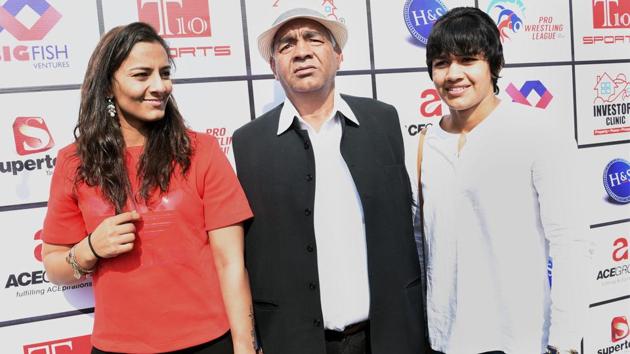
[[257, 7, 348, 62]]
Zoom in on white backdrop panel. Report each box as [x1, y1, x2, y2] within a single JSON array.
[[0, 90, 79, 207], [102, 0, 247, 78], [0, 208, 94, 324], [0, 1, 100, 88]]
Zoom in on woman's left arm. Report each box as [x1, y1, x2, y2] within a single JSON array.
[[208, 223, 257, 354]]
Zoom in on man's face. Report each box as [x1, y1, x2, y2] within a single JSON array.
[[270, 19, 342, 98], [431, 53, 495, 115]]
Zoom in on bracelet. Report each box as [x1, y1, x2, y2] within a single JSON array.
[[65, 245, 95, 280], [87, 233, 102, 259]]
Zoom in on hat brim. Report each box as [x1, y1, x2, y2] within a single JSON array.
[[257, 12, 347, 63]]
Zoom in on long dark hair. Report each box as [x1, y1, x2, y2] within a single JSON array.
[[75, 22, 191, 213]]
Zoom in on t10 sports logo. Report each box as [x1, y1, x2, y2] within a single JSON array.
[[593, 0, 630, 28], [137, 0, 211, 38]]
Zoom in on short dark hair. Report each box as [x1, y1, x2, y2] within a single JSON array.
[[426, 7, 504, 94]]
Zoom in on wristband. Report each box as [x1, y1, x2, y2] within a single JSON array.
[[65, 246, 95, 280], [87, 233, 102, 259]]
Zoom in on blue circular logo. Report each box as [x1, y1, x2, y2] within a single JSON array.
[[603, 158, 630, 204], [403, 0, 448, 45]]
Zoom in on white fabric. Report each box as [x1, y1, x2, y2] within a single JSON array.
[[421, 100, 591, 354], [277, 93, 370, 331]]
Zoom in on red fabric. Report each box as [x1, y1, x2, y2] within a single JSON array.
[[43, 131, 253, 353]]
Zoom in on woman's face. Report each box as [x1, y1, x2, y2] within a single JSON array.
[[111, 41, 172, 128]]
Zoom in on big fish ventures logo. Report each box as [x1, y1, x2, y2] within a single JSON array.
[[506, 80, 553, 109], [403, 0, 447, 46], [603, 158, 630, 204], [593, 73, 630, 136], [0, 0, 70, 70], [487, 0, 526, 42]]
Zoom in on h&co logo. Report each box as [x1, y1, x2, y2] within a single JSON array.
[[0, 0, 61, 40], [12, 117, 54, 156], [593, 0, 630, 28], [23, 335, 91, 354], [138, 0, 211, 38]]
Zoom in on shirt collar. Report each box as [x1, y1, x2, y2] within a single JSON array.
[[276, 92, 360, 135]]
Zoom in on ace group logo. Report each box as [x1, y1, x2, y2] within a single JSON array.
[[592, 73, 630, 136], [584, 0, 630, 45], [23, 335, 91, 354], [137, 0, 231, 59], [596, 236, 630, 281], [405, 88, 441, 136]]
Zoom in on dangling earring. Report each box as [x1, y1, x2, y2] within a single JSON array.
[[106, 97, 116, 118]]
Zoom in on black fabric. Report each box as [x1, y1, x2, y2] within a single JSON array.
[[233, 94, 427, 354], [91, 331, 233, 354], [325, 322, 371, 354]]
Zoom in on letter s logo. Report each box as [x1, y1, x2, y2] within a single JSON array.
[[12, 117, 55, 155]]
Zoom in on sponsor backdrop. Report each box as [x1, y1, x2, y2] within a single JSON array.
[[0, 0, 629, 352]]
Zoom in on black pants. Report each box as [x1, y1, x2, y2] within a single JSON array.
[[431, 351, 505, 354], [325, 322, 371, 354], [91, 331, 233, 354]]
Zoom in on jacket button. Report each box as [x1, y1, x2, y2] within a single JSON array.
[[304, 142, 310, 150], [306, 244, 314, 252], [309, 282, 317, 290], [313, 319, 322, 327], [306, 174, 313, 181], [304, 208, 312, 216]]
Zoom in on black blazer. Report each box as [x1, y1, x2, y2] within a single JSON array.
[[233, 94, 426, 354]]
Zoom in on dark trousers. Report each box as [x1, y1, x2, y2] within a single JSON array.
[[325, 321, 371, 354], [91, 331, 233, 354]]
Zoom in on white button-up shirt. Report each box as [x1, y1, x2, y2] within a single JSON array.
[[420, 100, 591, 354], [277, 93, 370, 331]]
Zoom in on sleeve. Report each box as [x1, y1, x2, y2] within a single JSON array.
[[532, 124, 593, 350], [196, 133, 253, 232], [42, 147, 88, 245]]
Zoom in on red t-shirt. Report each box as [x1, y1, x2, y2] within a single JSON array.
[[43, 132, 253, 353]]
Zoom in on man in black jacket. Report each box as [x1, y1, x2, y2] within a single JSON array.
[[233, 7, 426, 354]]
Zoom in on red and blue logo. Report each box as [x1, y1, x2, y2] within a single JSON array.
[[603, 158, 630, 204], [505, 80, 553, 109], [0, 0, 61, 40], [486, 0, 525, 42]]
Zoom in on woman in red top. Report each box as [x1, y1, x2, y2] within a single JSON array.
[[41, 22, 257, 354]]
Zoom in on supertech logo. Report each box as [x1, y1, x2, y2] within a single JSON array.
[[403, 0, 447, 46], [603, 158, 630, 204], [593, 73, 630, 136], [138, 0, 231, 58], [505, 80, 553, 109], [0, 117, 56, 176], [597, 316, 630, 354], [595, 236, 630, 282], [486, 0, 526, 42], [0, 0, 70, 70], [584, 0, 630, 45]]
